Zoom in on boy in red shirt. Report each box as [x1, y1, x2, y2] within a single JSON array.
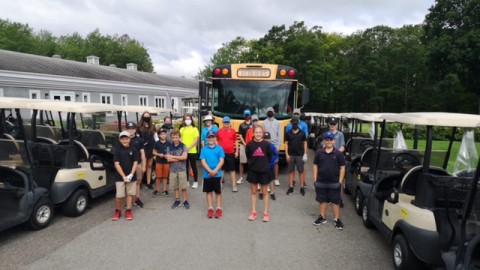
[[216, 116, 239, 192]]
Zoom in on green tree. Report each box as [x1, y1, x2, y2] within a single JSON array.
[[0, 19, 34, 53]]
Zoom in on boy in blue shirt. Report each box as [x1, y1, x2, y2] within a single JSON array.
[[200, 130, 225, 218]]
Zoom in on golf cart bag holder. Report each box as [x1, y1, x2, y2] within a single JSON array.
[[414, 174, 472, 209]]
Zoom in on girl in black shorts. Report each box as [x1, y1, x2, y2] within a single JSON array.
[[245, 126, 273, 222], [137, 112, 156, 190]]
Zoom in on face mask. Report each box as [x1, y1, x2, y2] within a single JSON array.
[[143, 117, 151, 123], [163, 123, 172, 129], [267, 112, 274, 118], [245, 115, 251, 120], [293, 115, 300, 119], [185, 120, 192, 126]]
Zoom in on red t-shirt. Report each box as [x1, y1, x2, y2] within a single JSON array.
[[246, 127, 266, 144], [217, 127, 237, 154]]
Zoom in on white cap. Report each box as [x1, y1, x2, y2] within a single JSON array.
[[203, 115, 213, 122], [119, 131, 130, 138]]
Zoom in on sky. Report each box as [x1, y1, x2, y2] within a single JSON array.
[[0, 0, 436, 78]]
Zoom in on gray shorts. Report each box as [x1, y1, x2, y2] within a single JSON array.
[[239, 144, 247, 164], [287, 156, 304, 173], [169, 170, 188, 190]]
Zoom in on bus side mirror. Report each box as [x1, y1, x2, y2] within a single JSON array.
[[199, 81, 207, 99], [302, 88, 310, 105]]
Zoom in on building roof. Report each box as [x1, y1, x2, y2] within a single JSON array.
[[0, 49, 198, 89]]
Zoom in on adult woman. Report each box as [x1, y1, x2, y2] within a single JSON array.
[[137, 111, 156, 190], [179, 114, 200, 189]]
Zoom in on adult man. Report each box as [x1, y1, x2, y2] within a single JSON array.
[[217, 116, 239, 192], [262, 107, 281, 186], [285, 118, 307, 196], [237, 109, 252, 184], [313, 131, 346, 230], [327, 117, 345, 153], [286, 108, 308, 138]]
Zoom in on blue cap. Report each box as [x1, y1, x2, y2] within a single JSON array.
[[207, 130, 216, 137], [223, 116, 231, 123], [324, 131, 335, 139], [243, 109, 251, 115]]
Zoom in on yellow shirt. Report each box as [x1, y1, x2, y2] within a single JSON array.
[[180, 126, 199, 154]]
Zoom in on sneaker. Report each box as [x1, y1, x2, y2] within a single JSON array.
[[192, 182, 199, 189], [145, 184, 154, 190], [134, 199, 144, 208], [232, 186, 238, 192], [161, 191, 170, 197], [270, 193, 276, 200], [215, 208, 223, 218], [152, 191, 159, 197], [257, 184, 261, 191], [207, 208, 214, 218], [334, 219, 344, 230], [237, 177, 244, 184], [172, 200, 181, 209], [300, 187, 305, 196], [263, 213, 270, 222], [112, 210, 122, 221], [259, 193, 263, 200], [267, 186, 271, 192], [183, 200, 190, 209], [286, 187, 294, 195], [274, 179, 280, 186], [313, 215, 327, 226], [248, 211, 257, 221], [125, 209, 133, 220]]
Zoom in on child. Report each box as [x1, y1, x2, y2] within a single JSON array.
[[152, 128, 171, 197], [245, 126, 273, 222], [112, 131, 140, 221], [165, 130, 190, 209], [263, 132, 278, 201], [125, 121, 146, 208], [200, 130, 225, 218]]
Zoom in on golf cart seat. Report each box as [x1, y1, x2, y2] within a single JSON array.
[[401, 165, 451, 207], [58, 140, 89, 162], [79, 129, 106, 149]]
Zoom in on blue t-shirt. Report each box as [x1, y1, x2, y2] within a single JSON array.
[[154, 140, 171, 164], [200, 144, 225, 179], [286, 121, 309, 138], [201, 125, 219, 146]]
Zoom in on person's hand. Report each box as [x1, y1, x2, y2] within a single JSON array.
[[286, 155, 290, 163], [302, 154, 308, 162], [124, 174, 133, 182]]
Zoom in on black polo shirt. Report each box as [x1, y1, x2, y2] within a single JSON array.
[[238, 121, 252, 142], [285, 129, 306, 156], [113, 144, 140, 182], [313, 148, 345, 183]]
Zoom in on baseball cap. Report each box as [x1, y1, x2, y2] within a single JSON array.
[[267, 107, 274, 113], [328, 117, 337, 124], [126, 121, 136, 129], [263, 132, 271, 139], [293, 108, 301, 115], [158, 128, 167, 134], [243, 109, 251, 115], [207, 130, 216, 137], [324, 131, 335, 139], [251, 114, 259, 121], [119, 131, 130, 138], [203, 115, 213, 122], [223, 116, 231, 123], [291, 117, 300, 124]]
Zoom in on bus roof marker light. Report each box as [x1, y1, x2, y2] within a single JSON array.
[[213, 68, 221, 76], [279, 69, 287, 77], [222, 68, 229, 75], [288, 69, 296, 77]]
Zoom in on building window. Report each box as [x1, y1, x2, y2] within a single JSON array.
[[101, 94, 113, 104], [29, 90, 41, 100], [171, 97, 179, 113], [154, 96, 166, 108], [139, 96, 148, 106], [82, 93, 91, 103], [121, 95, 128, 106]]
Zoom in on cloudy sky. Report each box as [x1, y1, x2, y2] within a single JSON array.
[[1, 0, 436, 78]]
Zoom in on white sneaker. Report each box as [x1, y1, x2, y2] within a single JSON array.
[[274, 179, 280, 186], [232, 186, 238, 192], [192, 182, 199, 189], [267, 186, 271, 192], [236, 177, 244, 184]]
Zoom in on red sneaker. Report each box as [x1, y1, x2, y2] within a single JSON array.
[[112, 210, 121, 221], [207, 208, 214, 218], [215, 208, 223, 218], [125, 209, 133, 220], [248, 211, 257, 221], [263, 213, 270, 222]]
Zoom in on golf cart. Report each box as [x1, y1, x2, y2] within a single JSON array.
[[0, 98, 53, 231], [361, 112, 480, 269]]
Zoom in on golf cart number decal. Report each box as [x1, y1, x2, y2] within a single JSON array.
[[77, 172, 86, 179], [401, 208, 408, 219]]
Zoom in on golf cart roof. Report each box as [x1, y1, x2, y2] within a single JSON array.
[[118, 105, 171, 114], [380, 112, 480, 128], [0, 97, 46, 109], [350, 113, 395, 122], [28, 100, 122, 113]]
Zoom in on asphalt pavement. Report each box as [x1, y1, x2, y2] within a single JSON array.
[[0, 149, 394, 270]]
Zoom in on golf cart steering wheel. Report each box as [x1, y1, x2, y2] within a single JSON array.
[[393, 153, 420, 173], [359, 139, 374, 152]]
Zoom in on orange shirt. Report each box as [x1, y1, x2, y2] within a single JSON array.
[[245, 127, 266, 144]]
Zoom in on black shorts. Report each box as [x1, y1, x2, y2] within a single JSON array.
[[268, 169, 275, 181], [314, 182, 341, 204], [247, 171, 272, 185], [222, 153, 236, 172], [203, 177, 222, 194], [144, 144, 154, 159]]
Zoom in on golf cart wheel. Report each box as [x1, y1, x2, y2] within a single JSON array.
[[392, 234, 423, 270], [63, 189, 89, 217], [29, 198, 54, 230], [354, 190, 363, 216], [362, 199, 374, 229]]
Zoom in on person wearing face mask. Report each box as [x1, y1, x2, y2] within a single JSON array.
[[137, 112, 156, 192], [286, 108, 309, 139], [161, 116, 174, 143], [179, 114, 200, 189], [285, 117, 307, 196], [237, 109, 253, 185], [262, 107, 281, 187]]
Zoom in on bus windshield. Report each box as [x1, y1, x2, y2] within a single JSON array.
[[212, 80, 295, 120]]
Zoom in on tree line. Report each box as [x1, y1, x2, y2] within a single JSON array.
[[197, 0, 480, 114], [0, 19, 153, 72]]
